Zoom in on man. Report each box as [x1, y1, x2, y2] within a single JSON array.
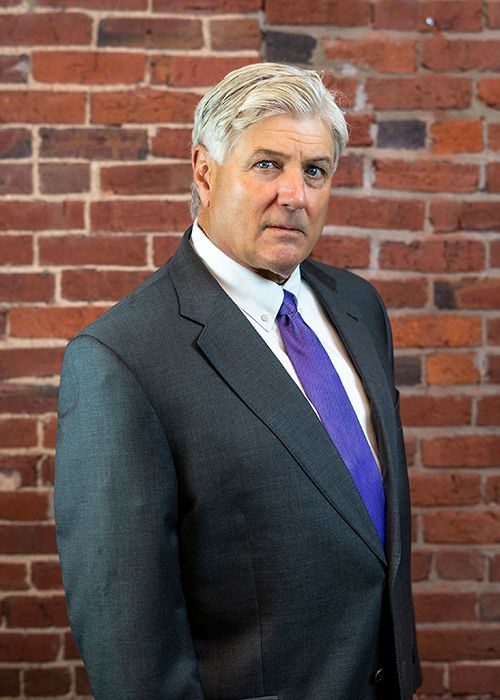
[[55, 63, 421, 700]]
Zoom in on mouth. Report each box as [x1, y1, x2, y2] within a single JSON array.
[[265, 224, 305, 235]]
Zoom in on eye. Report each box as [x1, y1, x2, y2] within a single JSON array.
[[305, 165, 325, 179], [254, 160, 277, 171]]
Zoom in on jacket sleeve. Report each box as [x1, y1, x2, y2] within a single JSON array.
[[55, 334, 204, 700]]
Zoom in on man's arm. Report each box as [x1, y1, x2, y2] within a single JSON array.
[[55, 334, 204, 700]]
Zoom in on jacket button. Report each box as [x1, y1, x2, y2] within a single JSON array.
[[374, 667, 385, 684]]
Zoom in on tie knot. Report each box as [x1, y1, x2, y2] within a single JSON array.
[[278, 290, 298, 319]]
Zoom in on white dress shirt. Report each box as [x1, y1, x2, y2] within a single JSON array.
[[190, 221, 379, 464]]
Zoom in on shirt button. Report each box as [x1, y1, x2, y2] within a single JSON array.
[[261, 313, 269, 322], [374, 667, 385, 684]]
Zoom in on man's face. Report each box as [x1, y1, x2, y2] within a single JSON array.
[[193, 114, 335, 283]]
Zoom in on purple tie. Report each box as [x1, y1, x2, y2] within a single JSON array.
[[277, 290, 385, 546]]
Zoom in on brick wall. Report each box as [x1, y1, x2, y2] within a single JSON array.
[[0, 0, 499, 697]]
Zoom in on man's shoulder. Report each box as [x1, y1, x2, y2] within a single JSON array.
[[303, 257, 382, 304]]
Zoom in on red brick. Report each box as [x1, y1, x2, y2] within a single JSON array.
[[210, 19, 261, 51], [0, 669, 20, 695], [489, 123, 500, 151], [423, 39, 500, 71], [492, 554, 500, 581], [489, 0, 500, 27], [38, 0, 146, 7], [0, 235, 32, 265], [481, 593, 500, 622], [373, 0, 418, 29], [311, 235, 370, 269], [0, 13, 91, 45], [0, 201, 83, 231], [488, 163, 500, 193], [435, 550, 484, 581], [333, 155, 363, 188], [0, 632, 59, 661], [412, 550, 432, 581], [410, 473, 480, 507], [392, 315, 481, 349], [417, 663, 446, 695], [402, 395, 471, 426], [75, 665, 92, 694], [426, 353, 480, 385], [491, 241, 500, 267], [431, 119, 483, 154], [64, 631, 80, 659], [40, 235, 146, 266], [0, 455, 38, 487], [24, 668, 71, 697], [327, 196, 424, 230], [488, 355, 500, 381], [485, 475, 500, 503], [0, 163, 31, 195], [324, 76, 357, 106], [379, 239, 484, 273], [478, 79, 500, 108], [431, 200, 500, 233], [489, 319, 500, 345], [266, 0, 370, 25], [151, 127, 191, 159], [423, 436, 500, 468], [0, 418, 37, 448], [40, 127, 147, 159], [33, 51, 145, 85], [32, 561, 63, 590], [436, 278, 500, 310], [153, 235, 184, 265], [478, 397, 500, 426], [366, 76, 471, 110], [0, 128, 31, 158], [41, 455, 55, 487], [98, 17, 202, 49], [0, 273, 53, 302], [0, 84, 87, 125], [419, 0, 483, 31], [6, 596, 68, 628], [0, 54, 28, 83], [9, 306, 107, 340], [368, 278, 427, 308], [451, 662, 500, 693], [91, 88, 199, 125], [91, 200, 190, 233], [0, 348, 64, 379], [0, 492, 49, 521], [101, 163, 192, 195], [0, 562, 28, 590], [425, 511, 500, 544], [151, 55, 254, 87], [324, 37, 416, 73], [0, 384, 58, 414], [419, 628, 500, 661], [0, 524, 56, 555], [62, 269, 150, 302], [374, 159, 478, 193], [43, 415, 57, 449], [39, 163, 89, 194], [346, 114, 373, 147], [154, 0, 260, 9], [414, 591, 476, 623]]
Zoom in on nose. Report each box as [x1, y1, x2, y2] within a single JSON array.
[[277, 169, 306, 210]]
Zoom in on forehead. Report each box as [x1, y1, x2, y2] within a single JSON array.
[[231, 113, 334, 157]]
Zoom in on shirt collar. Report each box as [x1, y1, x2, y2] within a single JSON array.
[[190, 220, 302, 332]]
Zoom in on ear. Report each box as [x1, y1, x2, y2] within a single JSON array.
[[192, 144, 216, 209]]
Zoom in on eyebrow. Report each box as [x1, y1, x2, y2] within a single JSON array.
[[246, 148, 334, 171]]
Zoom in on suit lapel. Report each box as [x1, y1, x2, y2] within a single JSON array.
[[169, 234, 387, 566]]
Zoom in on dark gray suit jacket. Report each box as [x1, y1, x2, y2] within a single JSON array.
[[55, 229, 421, 700]]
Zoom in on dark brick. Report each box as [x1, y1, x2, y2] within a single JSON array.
[[265, 31, 316, 64], [40, 127, 147, 160], [98, 18, 203, 49], [0, 55, 29, 83], [395, 356, 422, 385], [434, 280, 456, 309], [0, 129, 31, 158], [377, 120, 426, 149]]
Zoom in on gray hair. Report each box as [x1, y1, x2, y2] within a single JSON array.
[[190, 62, 349, 218]]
